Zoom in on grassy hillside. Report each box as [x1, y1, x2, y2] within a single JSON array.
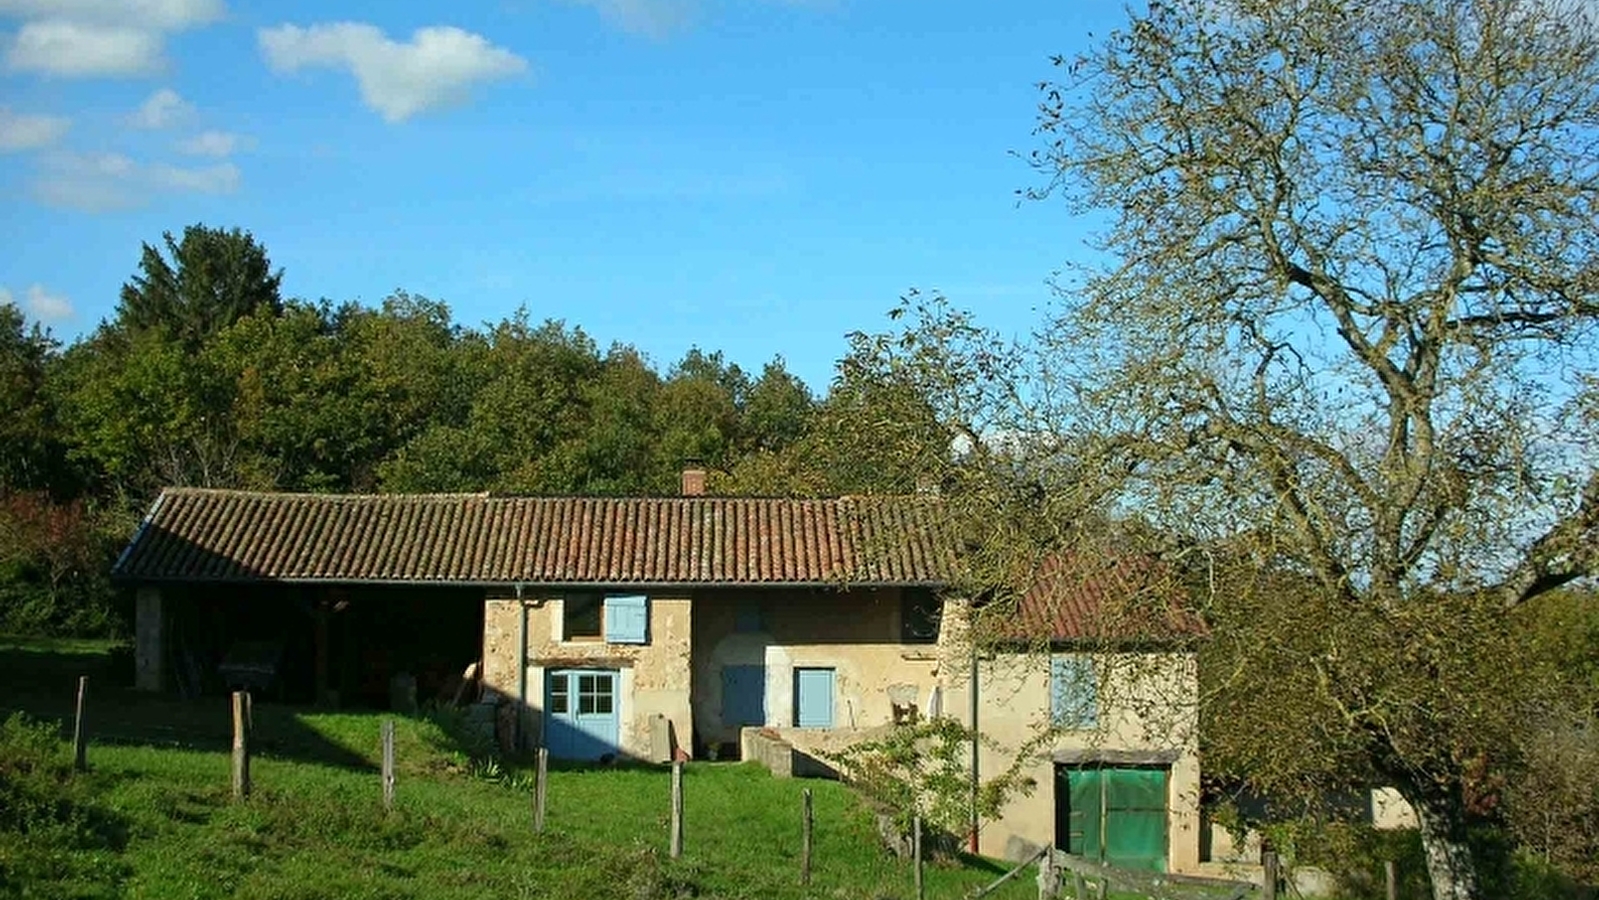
[[0, 639, 1036, 900]]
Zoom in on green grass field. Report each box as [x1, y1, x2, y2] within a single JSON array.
[[0, 637, 1040, 900]]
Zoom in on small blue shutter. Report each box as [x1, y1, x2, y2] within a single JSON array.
[[794, 668, 835, 728], [722, 665, 766, 727], [605, 594, 649, 644], [1051, 655, 1098, 729]]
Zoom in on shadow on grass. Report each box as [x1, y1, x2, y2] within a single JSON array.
[[0, 639, 484, 772]]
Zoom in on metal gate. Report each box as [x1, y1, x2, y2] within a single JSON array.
[[1055, 765, 1170, 872]]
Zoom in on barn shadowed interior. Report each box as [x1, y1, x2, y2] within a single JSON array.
[[161, 583, 484, 708]]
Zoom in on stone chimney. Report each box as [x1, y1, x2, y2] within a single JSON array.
[[681, 465, 707, 497]]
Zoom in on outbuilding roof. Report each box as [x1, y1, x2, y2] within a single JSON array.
[[112, 488, 957, 587]]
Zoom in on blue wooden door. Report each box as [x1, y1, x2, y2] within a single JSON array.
[[793, 667, 835, 727], [546, 669, 620, 760], [722, 664, 766, 728]]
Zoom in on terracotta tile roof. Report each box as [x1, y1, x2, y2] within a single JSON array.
[[112, 488, 957, 587], [993, 551, 1208, 643]]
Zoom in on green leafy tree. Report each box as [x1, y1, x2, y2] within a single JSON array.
[[740, 358, 814, 454], [203, 302, 386, 491], [116, 224, 284, 347], [653, 349, 747, 477], [341, 292, 481, 491], [0, 303, 64, 494], [52, 327, 240, 497], [1014, 1, 1599, 896], [378, 312, 600, 494]]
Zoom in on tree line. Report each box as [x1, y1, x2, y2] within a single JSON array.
[[0, 224, 948, 636]]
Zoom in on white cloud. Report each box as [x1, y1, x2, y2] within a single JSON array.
[[568, 0, 696, 37], [0, 284, 75, 322], [563, 0, 831, 37], [258, 22, 528, 122], [0, 0, 223, 30], [32, 150, 239, 211], [176, 129, 248, 156], [0, 107, 69, 150], [128, 87, 192, 128], [4, 19, 163, 76], [148, 158, 236, 192], [0, 0, 224, 78]]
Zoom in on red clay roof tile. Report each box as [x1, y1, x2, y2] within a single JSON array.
[[113, 488, 956, 587]]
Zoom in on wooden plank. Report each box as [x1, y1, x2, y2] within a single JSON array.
[[72, 675, 88, 772], [533, 747, 548, 833], [800, 789, 813, 886], [1051, 852, 1255, 899], [967, 844, 1048, 899], [913, 815, 925, 900], [381, 718, 396, 812], [669, 761, 684, 858], [231, 691, 251, 799], [1263, 851, 1279, 900]]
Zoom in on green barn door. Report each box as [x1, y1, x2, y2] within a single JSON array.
[[1056, 766, 1169, 872]]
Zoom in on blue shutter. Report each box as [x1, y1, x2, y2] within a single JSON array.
[[722, 665, 766, 727], [794, 668, 835, 728], [605, 594, 649, 644], [1051, 655, 1098, 729]]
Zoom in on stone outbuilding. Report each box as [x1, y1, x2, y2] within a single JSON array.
[[112, 478, 1210, 874]]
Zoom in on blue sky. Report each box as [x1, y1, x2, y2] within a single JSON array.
[[0, 0, 1123, 388]]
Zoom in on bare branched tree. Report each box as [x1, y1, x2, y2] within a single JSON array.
[[1016, 0, 1599, 897]]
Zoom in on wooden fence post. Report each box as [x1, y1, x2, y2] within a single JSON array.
[[800, 788, 813, 885], [533, 747, 548, 833], [1262, 850, 1280, 900], [1385, 859, 1398, 900], [72, 675, 88, 772], [231, 690, 251, 800], [669, 760, 684, 858], [913, 815, 925, 900], [381, 718, 396, 812]]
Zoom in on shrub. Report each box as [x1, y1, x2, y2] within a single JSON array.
[[0, 713, 130, 896], [828, 716, 1035, 858]]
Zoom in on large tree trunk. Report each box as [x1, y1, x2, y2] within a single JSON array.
[[1411, 787, 1480, 900]]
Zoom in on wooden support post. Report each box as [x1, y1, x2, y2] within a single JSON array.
[[669, 760, 684, 859], [800, 788, 813, 885], [1262, 850, 1280, 900], [381, 718, 396, 812], [1385, 859, 1398, 900], [72, 675, 88, 772], [231, 691, 251, 800], [533, 747, 548, 833], [1036, 849, 1056, 900], [913, 814, 925, 900]]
